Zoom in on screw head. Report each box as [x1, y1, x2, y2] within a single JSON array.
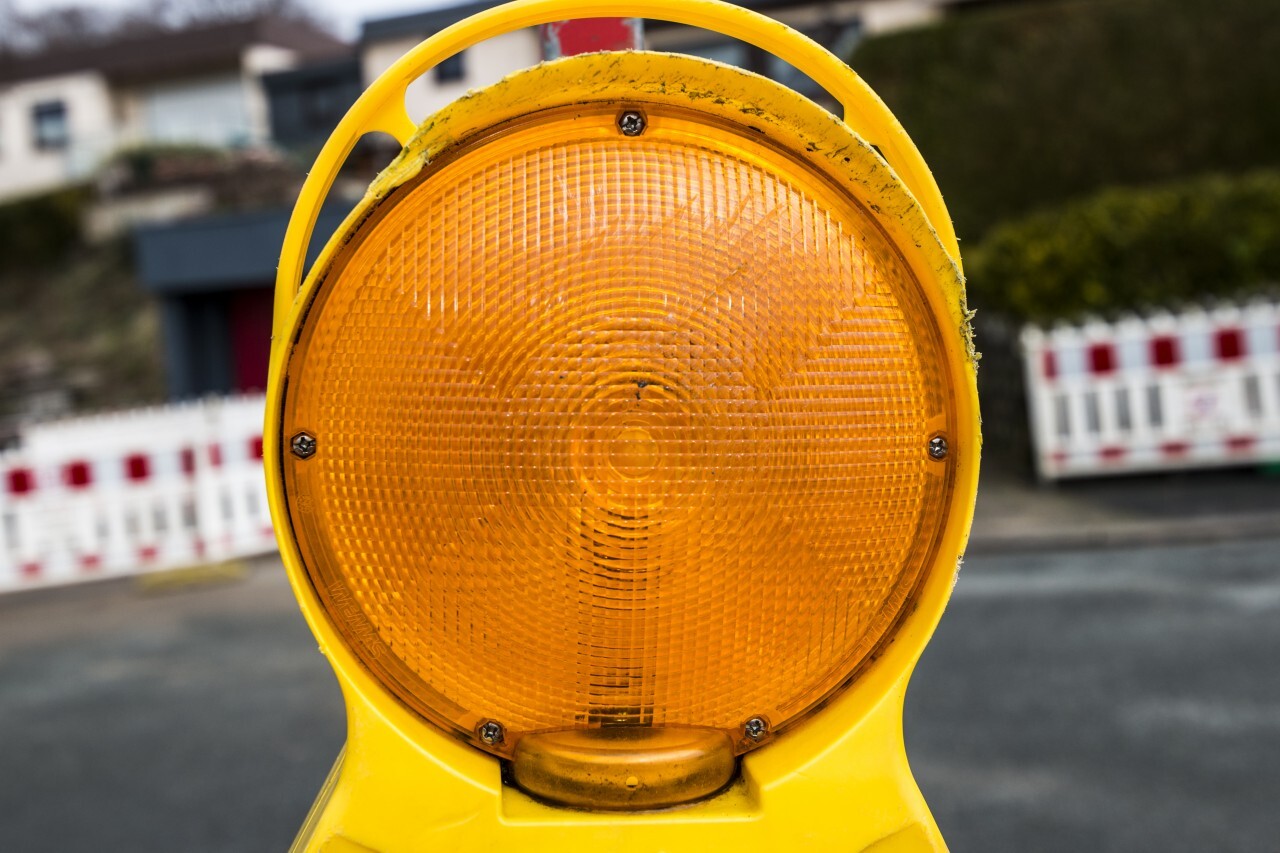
[[617, 110, 646, 137], [928, 435, 949, 460], [743, 716, 769, 741], [290, 431, 317, 459], [478, 720, 505, 746]]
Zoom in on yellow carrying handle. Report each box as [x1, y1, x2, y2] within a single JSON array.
[[273, 0, 959, 339]]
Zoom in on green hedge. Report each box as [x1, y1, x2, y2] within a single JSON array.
[[966, 171, 1280, 322], [0, 187, 87, 273], [852, 0, 1280, 241]]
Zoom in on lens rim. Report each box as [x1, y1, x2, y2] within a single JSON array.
[[266, 51, 980, 771]]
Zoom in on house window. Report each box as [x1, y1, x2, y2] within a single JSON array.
[[32, 101, 69, 150], [434, 51, 466, 83]]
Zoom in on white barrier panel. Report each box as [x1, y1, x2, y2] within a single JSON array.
[[1022, 300, 1280, 480], [0, 394, 273, 592]]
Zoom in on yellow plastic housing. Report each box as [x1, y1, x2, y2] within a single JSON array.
[[267, 10, 980, 844], [281, 100, 956, 761]]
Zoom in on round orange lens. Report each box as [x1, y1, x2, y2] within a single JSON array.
[[282, 102, 956, 756]]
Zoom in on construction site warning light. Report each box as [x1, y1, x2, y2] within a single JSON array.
[[263, 1, 980, 850]]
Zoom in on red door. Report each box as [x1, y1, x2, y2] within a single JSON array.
[[230, 287, 274, 393]]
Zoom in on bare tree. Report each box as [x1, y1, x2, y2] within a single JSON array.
[[0, 0, 325, 54], [11, 5, 118, 49], [124, 0, 319, 27]]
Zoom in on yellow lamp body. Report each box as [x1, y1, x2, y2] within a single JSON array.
[[265, 2, 980, 851]]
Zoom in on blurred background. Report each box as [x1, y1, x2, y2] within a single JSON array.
[[0, 0, 1277, 849]]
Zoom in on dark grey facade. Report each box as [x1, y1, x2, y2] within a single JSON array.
[[134, 205, 351, 400]]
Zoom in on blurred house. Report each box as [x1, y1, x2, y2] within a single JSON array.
[[0, 16, 345, 202], [131, 0, 1027, 402], [260, 0, 1015, 155]]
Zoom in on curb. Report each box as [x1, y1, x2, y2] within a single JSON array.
[[135, 560, 250, 593], [967, 511, 1280, 555]]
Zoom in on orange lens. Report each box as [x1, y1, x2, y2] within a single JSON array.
[[282, 103, 956, 756]]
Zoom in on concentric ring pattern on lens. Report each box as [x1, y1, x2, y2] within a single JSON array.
[[283, 106, 955, 755]]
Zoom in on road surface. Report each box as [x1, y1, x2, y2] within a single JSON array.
[[1, 538, 1277, 851]]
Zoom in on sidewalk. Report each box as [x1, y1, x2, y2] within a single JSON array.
[[968, 464, 1280, 553]]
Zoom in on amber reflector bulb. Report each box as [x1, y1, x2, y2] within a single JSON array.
[[282, 104, 956, 758]]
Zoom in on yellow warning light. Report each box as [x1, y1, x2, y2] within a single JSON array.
[[266, 1, 979, 848], [284, 102, 956, 772]]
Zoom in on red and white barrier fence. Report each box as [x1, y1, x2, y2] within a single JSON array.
[[1022, 300, 1280, 480], [0, 394, 273, 592]]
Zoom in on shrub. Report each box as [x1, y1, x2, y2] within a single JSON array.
[[966, 171, 1280, 322], [0, 187, 87, 272]]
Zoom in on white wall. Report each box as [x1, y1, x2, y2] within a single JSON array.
[[361, 29, 543, 127], [0, 71, 114, 200]]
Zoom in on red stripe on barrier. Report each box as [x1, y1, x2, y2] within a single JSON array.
[[194, 538, 206, 558], [249, 436, 264, 461], [209, 444, 223, 468], [6, 467, 35, 496], [1151, 335, 1179, 368], [138, 545, 158, 562], [1089, 344, 1116, 375], [1226, 435, 1256, 453], [20, 561, 41, 578], [1100, 446, 1126, 462], [261, 525, 275, 538], [125, 454, 150, 482], [80, 554, 101, 571], [1051, 450, 1068, 466], [1043, 351, 1057, 379], [1215, 328, 1244, 361], [180, 447, 196, 477], [63, 461, 92, 489], [1161, 441, 1190, 457]]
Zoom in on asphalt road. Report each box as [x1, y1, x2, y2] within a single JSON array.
[[910, 539, 1280, 852], [1, 538, 1277, 852]]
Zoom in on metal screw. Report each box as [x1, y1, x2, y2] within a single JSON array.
[[478, 720, 505, 746], [928, 434, 949, 461], [617, 110, 646, 137], [290, 431, 317, 460], [743, 717, 769, 741]]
